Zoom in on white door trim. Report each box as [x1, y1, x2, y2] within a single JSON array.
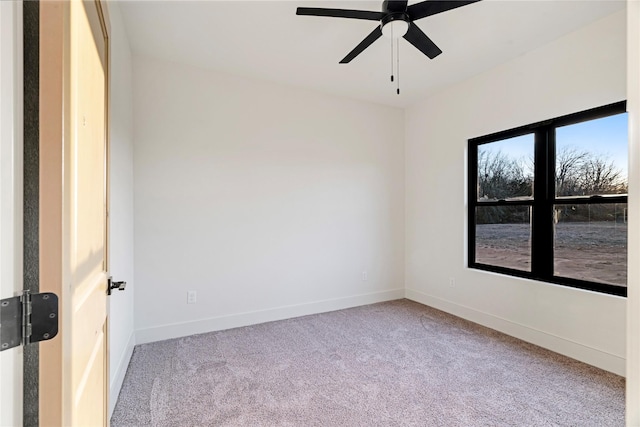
[[0, 1, 24, 426]]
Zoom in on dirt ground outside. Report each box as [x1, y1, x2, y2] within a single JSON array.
[[476, 222, 627, 287]]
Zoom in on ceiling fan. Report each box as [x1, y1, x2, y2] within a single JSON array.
[[296, 0, 481, 64]]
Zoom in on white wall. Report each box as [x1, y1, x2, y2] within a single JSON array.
[[0, 1, 23, 425], [107, 1, 135, 417], [133, 57, 405, 343], [626, 0, 640, 423], [405, 11, 627, 375]]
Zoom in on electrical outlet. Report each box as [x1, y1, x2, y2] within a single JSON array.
[[449, 277, 455, 287], [362, 271, 368, 281], [187, 290, 197, 304]]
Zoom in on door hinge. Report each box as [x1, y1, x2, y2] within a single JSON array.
[[0, 290, 59, 352]]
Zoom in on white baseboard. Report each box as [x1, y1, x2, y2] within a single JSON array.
[[405, 288, 625, 377], [135, 288, 405, 345], [109, 331, 136, 418]]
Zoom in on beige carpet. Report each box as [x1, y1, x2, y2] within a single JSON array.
[[111, 299, 624, 426]]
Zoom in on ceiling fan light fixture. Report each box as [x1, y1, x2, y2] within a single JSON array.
[[296, 0, 481, 63], [381, 19, 409, 39]]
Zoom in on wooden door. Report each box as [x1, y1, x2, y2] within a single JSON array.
[[39, 0, 110, 425]]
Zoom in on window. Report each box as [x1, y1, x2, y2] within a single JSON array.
[[468, 101, 627, 296]]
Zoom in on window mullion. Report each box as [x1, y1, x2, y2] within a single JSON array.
[[531, 127, 554, 278]]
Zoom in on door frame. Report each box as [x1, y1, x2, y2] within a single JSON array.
[[0, 1, 24, 426]]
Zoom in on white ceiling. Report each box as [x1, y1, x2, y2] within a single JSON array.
[[119, 0, 625, 108]]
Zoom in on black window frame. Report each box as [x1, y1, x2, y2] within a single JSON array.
[[468, 101, 627, 297]]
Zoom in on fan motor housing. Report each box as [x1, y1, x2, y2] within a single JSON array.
[[382, 0, 407, 14]]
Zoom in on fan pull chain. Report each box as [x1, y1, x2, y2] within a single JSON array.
[[390, 26, 394, 82], [396, 38, 400, 95]]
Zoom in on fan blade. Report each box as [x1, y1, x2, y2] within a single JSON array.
[[339, 26, 383, 63], [407, 0, 481, 21], [296, 7, 384, 21], [403, 22, 442, 59]]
